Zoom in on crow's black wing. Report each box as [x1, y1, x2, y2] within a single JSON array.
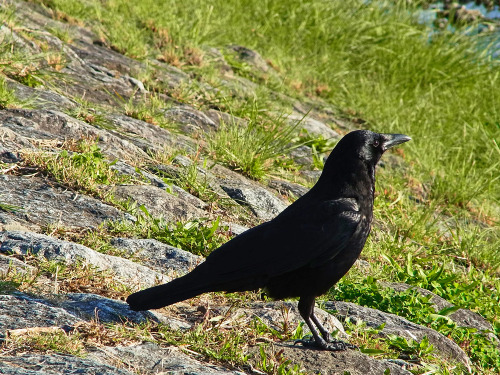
[[197, 197, 361, 287]]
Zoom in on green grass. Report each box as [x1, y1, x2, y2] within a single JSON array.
[[207, 110, 299, 180], [122, 91, 174, 129], [0, 76, 24, 109], [21, 139, 133, 199], [328, 271, 500, 373], [107, 207, 231, 257]]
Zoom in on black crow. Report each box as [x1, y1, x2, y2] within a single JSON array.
[[127, 130, 411, 350]]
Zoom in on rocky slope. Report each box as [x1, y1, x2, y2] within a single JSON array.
[[0, 1, 496, 374]]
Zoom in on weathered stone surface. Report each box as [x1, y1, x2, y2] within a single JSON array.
[[109, 184, 208, 222], [110, 160, 167, 187], [0, 212, 39, 232], [0, 254, 37, 278], [171, 156, 233, 200], [0, 175, 130, 229], [5, 77, 77, 111], [110, 161, 209, 210], [222, 221, 249, 236], [209, 164, 288, 220], [268, 178, 310, 199], [0, 231, 169, 289], [299, 169, 322, 184], [250, 343, 413, 375], [106, 113, 195, 154], [287, 112, 341, 140], [0, 353, 134, 375], [326, 301, 471, 368], [53, 293, 189, 328], [88, 342, 247, 375], [0, 109, 148, 161], [227, 44, 273, 74], [218, 178, 288, 220], [289, 145, 314, 167], [110, 238, 203, 276], [0, 293, 81, 335], [163, 105, 217, 134], [204, 108, 247, 128]]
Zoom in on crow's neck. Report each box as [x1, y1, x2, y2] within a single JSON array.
[[314, 158, 376, 204]]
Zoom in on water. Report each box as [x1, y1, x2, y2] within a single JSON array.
[[418, 1, 500, 58]]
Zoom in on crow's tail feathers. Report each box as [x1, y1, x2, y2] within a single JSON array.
[[126, 273, 209, 311]]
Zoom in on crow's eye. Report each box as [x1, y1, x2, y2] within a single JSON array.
[[373, 140, 380, 147]]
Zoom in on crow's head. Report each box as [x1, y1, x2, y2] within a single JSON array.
[[336, 130, 411, 166]]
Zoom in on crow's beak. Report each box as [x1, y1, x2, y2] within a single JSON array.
[[381, 133, 411, 151]]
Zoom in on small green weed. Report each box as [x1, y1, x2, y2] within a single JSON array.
[[0, 201, 22, 213], [65, 98, 107, 126], [258, 344, 305, 375], [21, 139, 132, 199], [108, 206, 230, 257], [382, 254, 500, 323], [295, 132, 338, 170], [386, 334, 435, 362], [0, 76, 26, 109], [123, 91, 173, 128], [2, 330, 85, 356], [170, 161, 221, 205]]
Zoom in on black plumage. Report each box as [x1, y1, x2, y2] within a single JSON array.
[[127, 129, 411, 350]]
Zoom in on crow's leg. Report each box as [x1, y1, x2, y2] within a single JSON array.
[[311, 312, 357, 349], [294, 296, 356, 351], [311, 312, 334, 341]]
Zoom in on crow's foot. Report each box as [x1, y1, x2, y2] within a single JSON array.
[[294, 338, 357, 351]]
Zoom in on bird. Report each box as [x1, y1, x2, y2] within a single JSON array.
[[127, 130, 411, 351]]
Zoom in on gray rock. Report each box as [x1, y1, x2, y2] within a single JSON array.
[[209, 164, 288, 220], [0, 109, 148, 161], [268, 179, 309, 199], [112, 161, 209, 209], [0, 293, 81, 335], [0, 211, 39, 233], [0, 231, 169, 289], [289, 145, 314, 167], [286, 112, 340, 140], [251, 343, 413, 375], [163, 105, 217, 134], [5, 77, 77, 111], [326, 301, 471, 369], [227, 44, 273, 74], [0, 175, 131, 229], [170, 156, 235, 201], [0, 353, 134, 375], [218, 179, 288, 220], [204, 108, 247, 128], [202, 46, 234, 74], [110, 160, 167, 187], [106, 113, 195, 154], [299, 169, 322, 184], [54, 293, 188, 328], [109, 184, 208, 222], [0, 254, 37, 278], [110, 238, 203, 276], [221, 221, 249, 236], [88, 342, 247, 375]]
